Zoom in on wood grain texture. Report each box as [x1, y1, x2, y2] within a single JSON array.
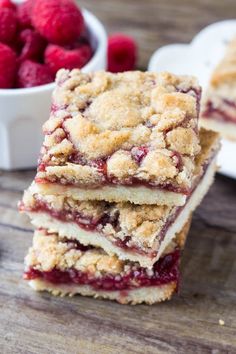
[[1, 1, 236, 353]]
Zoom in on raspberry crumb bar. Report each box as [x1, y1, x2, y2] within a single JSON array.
[[201, 37, 236, 141], [20, 68, 221, 305], [36, 69, 201, 206], [24, 220, 190, 305], [21, 129, 220, 268]]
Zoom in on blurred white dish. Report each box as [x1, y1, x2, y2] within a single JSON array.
[[148, 20, 236, 179], [0, 7, 107, 170]]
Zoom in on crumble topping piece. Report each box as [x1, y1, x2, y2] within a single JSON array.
[[25, 229, 123, 275], [36, 69, 201, 191]]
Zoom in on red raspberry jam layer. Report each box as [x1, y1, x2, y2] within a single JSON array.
[[24, 250, 180, 291], [36, 159, 189, 194], [203, 99, 236, 124]]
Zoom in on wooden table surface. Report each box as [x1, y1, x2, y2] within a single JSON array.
[[1, 1, 236, 353]]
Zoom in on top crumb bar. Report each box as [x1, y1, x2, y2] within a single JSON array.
[[36, 69, 201, 205]]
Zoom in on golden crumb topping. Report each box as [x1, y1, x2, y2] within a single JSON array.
[[37, 69, 201, 189]]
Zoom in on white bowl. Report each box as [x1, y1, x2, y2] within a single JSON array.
[[148, 20, 236, 180], [0, 8, 107, 170]]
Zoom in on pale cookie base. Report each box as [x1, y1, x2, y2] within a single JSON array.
[[28, 279, 177, 305], [200, 118, 236, 141], [35, 183, 186, 206], [26, 158, 216, 268]]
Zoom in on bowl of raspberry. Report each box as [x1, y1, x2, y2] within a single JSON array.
[[0, 0, 107, 169]]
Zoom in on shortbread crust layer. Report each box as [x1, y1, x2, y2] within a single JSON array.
[[35, 69, 202, 205], [24, 223, 189, 304], [28, 280, 177, 305]]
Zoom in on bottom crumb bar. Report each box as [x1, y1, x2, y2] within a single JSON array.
[[24, 220, 190, 305]]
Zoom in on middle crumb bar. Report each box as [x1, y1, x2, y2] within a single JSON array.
[[21, 129, 220, 268], [35, 69, 202, 206]]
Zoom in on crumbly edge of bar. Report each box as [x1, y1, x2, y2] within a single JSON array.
[[28, 280, 177, 305]]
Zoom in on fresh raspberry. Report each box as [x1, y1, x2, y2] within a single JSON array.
[[0, 43, 17, 88], [32, 0, 84, 45], [0, 0, 16, 10], [19, 29, 47, 62], [108, 34, 137, 73], [0, 7, 17, 44], [45, 44, 92, 74], [17, 60, 53, 88], [17, 0, 35, 29]]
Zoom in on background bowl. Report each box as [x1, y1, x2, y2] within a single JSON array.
[[0, 8, 107, 170]]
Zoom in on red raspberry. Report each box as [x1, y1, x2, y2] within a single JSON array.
[[108, 34, 137, 73], [32, 0, 84, 45], [19, 29, 47, 62], [0, 43, 17, 88], [17, 0, 35, 29], [0, 0, 16, 10], [0, 7, 17, 44], [17, 60, 53, 88], [45, 44, 92, 74]]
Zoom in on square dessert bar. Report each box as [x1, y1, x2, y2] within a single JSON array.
[[21, 129, 220, 268], [24, 221, 190, 305], [201, 37, 236, 141], [36, 69, 202, 206]]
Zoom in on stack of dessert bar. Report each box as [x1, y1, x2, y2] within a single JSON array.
[[21, 69, 220, 304], [201, 36, 236, 141]]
